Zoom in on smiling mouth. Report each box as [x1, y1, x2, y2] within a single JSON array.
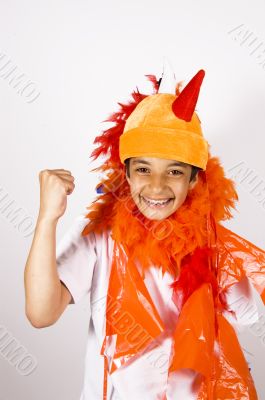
[[140, 195, 174, 208]]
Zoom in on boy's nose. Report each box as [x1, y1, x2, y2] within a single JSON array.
[[148, 175, 167, 193]]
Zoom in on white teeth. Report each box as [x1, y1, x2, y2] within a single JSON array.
[[142, 197, 171, 205]]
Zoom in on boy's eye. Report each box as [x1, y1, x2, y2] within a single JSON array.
[[169, 170, 183, 176], [135, 168, 183, 176], [136, 167, 148, 173]]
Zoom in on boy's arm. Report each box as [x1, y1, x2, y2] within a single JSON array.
[[24, 168, 75, 328], [217, 223, 265, 303], [24, 215, 72, 328]]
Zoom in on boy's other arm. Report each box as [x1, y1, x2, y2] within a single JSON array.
[[24, 169, 75, 328]]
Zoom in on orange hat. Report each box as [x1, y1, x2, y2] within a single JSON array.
[[119, 65, 209, 170]]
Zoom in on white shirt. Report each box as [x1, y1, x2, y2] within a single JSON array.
[[56, 213, 258, 400]]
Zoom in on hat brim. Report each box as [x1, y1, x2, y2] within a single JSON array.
[[119, 127, 209, 170]]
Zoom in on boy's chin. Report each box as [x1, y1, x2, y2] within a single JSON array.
[[138, 206, 177, 221]]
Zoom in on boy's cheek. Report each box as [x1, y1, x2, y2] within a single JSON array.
[[128, 181, 144, 197]]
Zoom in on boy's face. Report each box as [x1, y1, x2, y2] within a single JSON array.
[[125, 157, 199, 221]]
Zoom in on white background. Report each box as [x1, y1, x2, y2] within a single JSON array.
[[0, 0, 265, 398]]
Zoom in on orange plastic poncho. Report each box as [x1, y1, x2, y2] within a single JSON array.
[[81, 75, 265, 399]]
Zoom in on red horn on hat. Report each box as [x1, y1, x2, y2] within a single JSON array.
[[172, 69, 205, 122]]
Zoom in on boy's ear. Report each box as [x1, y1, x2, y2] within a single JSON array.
[[125, 167, 131, 185], [188, 173, 199, 191], [125, 160, 132, 185]]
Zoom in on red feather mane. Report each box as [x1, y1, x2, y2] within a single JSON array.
[[81, 75, 239, 314]]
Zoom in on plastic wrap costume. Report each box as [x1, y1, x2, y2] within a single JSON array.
[[80, 63, 265, 399]]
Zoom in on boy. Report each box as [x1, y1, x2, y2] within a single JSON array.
[[24, 65, 265, 399]]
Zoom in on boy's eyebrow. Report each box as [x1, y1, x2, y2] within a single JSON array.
[[131, 159, 188, 168]]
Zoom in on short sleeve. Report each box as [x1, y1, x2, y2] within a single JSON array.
[[56, 213, 97, 305]]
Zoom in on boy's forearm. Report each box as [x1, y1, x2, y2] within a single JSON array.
[[24, 214, 62, 327]]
